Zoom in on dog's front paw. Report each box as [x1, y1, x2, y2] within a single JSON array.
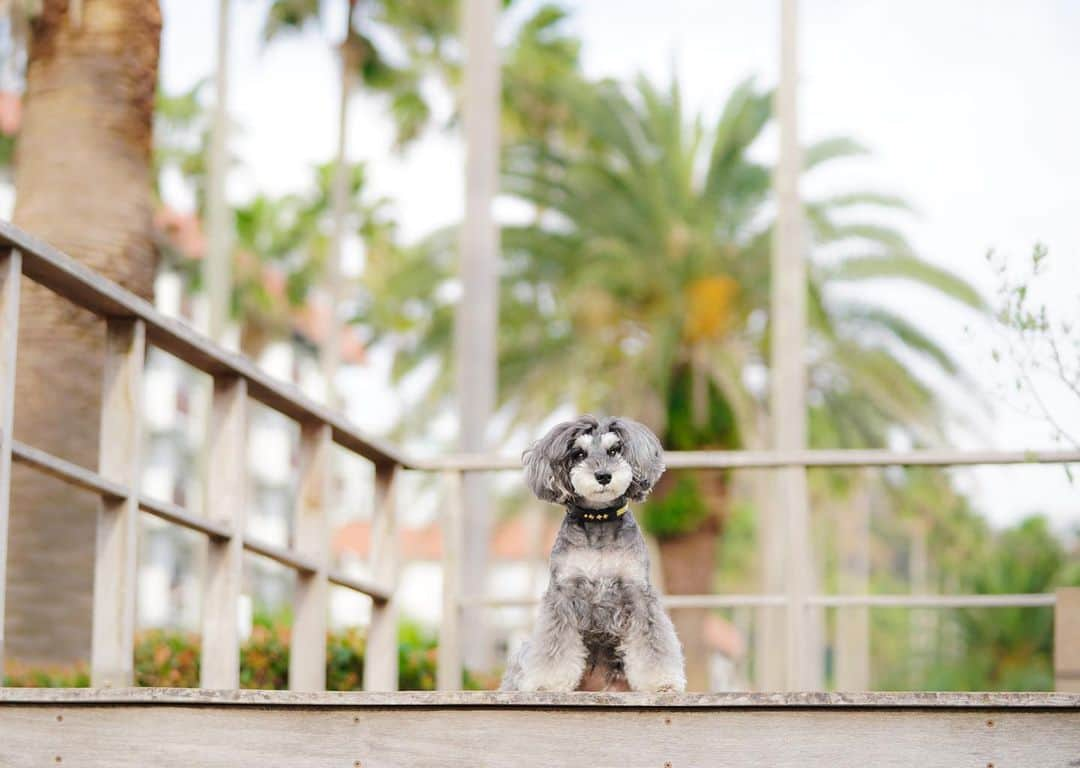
[[627, 667, 686, 693], [518, 669, 581, 693], [518, 658, 584, 692]]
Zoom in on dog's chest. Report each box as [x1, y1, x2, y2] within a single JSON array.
[[554, 545, 645, 583]]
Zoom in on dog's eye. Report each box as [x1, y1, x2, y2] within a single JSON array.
[[571, 449, 586, 462], [608, 444, 621, 457]]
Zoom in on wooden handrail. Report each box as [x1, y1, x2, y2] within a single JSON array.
[[0, 222, 406, 469]]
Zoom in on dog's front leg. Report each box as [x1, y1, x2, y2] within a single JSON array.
[[619, 587, 687, 693], [517, 588, 587, 692]]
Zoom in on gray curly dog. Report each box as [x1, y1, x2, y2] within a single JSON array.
[[500, 415, 686, 692]]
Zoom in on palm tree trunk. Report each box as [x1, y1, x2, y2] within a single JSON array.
[[7, 0, 160, 665]]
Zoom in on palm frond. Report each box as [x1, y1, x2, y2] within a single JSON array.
[[828, 253, 986, 311]]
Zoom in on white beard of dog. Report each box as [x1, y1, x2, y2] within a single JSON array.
[[569, 461, 632, 505], [501, 416, 687, 693]]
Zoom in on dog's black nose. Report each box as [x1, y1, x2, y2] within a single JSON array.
[[595, 471, 612, 486]]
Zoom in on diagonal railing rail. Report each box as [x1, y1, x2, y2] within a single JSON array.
[[0, 220, 1077, 693]]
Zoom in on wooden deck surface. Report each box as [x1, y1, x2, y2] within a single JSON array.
[[3, 688, 1079, 768], [3, 687, 1080, 708]]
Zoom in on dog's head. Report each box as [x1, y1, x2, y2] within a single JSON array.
[[522, 415, 665, 508]]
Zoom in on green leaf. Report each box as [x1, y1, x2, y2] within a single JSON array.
[[828, 253, 987, 311]]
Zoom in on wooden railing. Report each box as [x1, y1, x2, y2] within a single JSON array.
[[431, 453, 1080, 691], [0, 223, 402, 691], [0, 220, 1077, 694]]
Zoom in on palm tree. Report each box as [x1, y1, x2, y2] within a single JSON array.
[[7, 0, 162, 664], [371, 75, 983, 687], [265, 0, 457, 404]]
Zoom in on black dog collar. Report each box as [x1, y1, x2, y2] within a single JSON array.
[[566, 499, 629, 523]]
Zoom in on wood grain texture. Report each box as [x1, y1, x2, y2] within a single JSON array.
[[90, 318, 145, 688], [0, 249, 20, 671], [1, 695, 1078, 768], [200, 377, 247, 689], [290, 422, 332, 691], [437, 470, 464, 691], [364, 464, 399, 691], [3, 688, 1078, 708]]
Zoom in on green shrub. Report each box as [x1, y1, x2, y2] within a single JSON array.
[[2, 661, 90, 688], [5, 616, 495, 690]]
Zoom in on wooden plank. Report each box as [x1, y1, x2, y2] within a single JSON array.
[[0, 221, 406, 468], [1, 698, 1078, 768], [290, 422, 332, 692], [364, 463, 399, 691], [90, 318, 145, 688], [138, 494, 232, 540], [200, 376, 247, 689], [327, 569, 391, 603], [1056, 587, 1080, 693], [835, 477, 871, 690], [0, 248, 20, 672], [2, 688, 1079, 708], [243, 535, 318, 574], [11, 439, 129, 500], [437, 470, 464, 690]]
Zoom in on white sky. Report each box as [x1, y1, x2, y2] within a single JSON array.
[[160, 0, 1080, 530]]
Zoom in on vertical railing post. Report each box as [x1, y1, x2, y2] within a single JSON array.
[[835, 472, 871, 690], [91, 317, 145, 687], [200, 376, 248, 688], [289, 421, 332, 691], [772, 0, 816, 691], [0, 249, 21, 673], [363, 462, 399, 691], [1055, 587, 1080, 692], [437, 469, 464, 690]]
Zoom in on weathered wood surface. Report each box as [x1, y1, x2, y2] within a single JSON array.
[[200, 377, 247, 689], [90, 318, 145, 688], [1, 690, 1078, 768], [363, 464, 400, 691], [2, 688, 1078, 708], [290, 422, 332, 691], [437, 470, 464, 691]]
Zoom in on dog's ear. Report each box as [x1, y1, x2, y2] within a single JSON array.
[[611, 418, 665, 501], [522, 421, 575, 503], [523, 417, 598, 503]]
